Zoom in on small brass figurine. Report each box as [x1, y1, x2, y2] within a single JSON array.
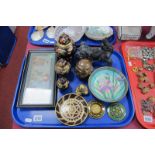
[[147, 96, 155, 104], [76, 84, 89, 96], [55, 58, 71, 75], [141, 87, 150, 94], [138, 83, 144, 89], [139, 76, 149, 83], [57, 77, 69, 89], [55, 33, 74, 58], [149, 83, 155, 89], [75, 59, 93, 79]]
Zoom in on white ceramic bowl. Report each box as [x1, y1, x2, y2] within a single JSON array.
[[54, 26, 86, 42]]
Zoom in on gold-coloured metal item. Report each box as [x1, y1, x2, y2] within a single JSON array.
[[88, 101, 105, 119]]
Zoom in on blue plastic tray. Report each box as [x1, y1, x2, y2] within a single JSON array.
[[28, 26, 116, 46], [12, 51, 134, 128]]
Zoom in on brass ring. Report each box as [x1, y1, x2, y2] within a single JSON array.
[[132, 67, 138, 72]]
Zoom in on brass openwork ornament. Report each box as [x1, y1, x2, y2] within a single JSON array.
[[55, 94, 89, 126]]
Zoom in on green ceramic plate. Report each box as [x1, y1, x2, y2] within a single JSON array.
[[107, 103, 126, 121], [88, 67, 128, 103]]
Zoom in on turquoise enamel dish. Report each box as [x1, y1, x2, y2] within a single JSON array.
[[88, 67, 129, 103]]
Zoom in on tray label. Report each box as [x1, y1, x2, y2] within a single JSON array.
[[33, 115, 43, 122], [25, 118, 32, 123], [42, 38, 55, 44], [144, 115, 153, 123]]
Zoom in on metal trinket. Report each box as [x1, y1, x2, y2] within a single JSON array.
[[141, 47, 155, 71], [138, 67, 143, 71], [55, 93, 89, 126], [135, 70, 155, 94], [76, 84, 89, 96], [149, 83, 155, 89], [138, 83, 144, 89], [136, 72, 147, 77], [75, 59, 93, 79], [132, 67, 138, 72], [141, 100, 153, 114], [147, 96, 155, 104], [55, 33, 74, 58], [55, 58, 71, 75], [139, 76, 149, 83], [141, 87, 150, 94], [141, 47, 155, 59], [88, 101, 105, 119], [107, 103, 126, 121], [141, 97, 155, 115], [56, 77, 69, 89]]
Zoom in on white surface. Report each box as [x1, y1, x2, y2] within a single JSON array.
[[22, 88, 52, 105], [1, 130, 155, 155]]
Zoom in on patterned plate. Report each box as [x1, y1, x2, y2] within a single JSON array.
[[55, 93, 89, 126], [107, 103, 126, 121], [88, 67, 128, 102], [85, 26, 113, 40]]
